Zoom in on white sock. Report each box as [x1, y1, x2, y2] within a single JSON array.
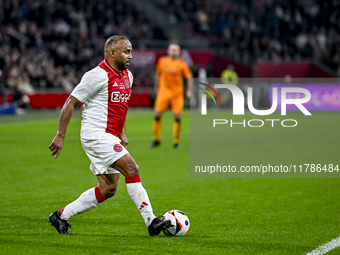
[[60, 187, 105, 221], [126, 176, 156, 226]]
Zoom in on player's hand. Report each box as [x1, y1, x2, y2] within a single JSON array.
[[120, 130, 129, 148], [186, 89, 191, 99], [49, 135, 64, 159]]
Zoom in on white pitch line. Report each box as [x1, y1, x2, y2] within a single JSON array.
[[306, 236, 340, 255]]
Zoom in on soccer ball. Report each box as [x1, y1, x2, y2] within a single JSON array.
[[162, 210, 190, 236]]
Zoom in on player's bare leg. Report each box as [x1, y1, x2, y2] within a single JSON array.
[[151, 110, 163, 148], [48, 174, 119, 234], [97, 173, 120, 199], [173, 113, 182, 148], [112, 153, 171, 235]]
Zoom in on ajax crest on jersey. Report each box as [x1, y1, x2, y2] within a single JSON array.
[[162, 210, 190, 236], [124, 79, 130, 89]]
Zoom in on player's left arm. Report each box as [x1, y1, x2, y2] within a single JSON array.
[[182, 61, 193, 99], [122, 71, 133, 148], [186, 77, 193, 99], [120, 125, 129, 148]]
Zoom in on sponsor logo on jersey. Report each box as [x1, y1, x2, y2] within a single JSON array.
[[110, 92, 131, 103], [113, 82, 119, 87]]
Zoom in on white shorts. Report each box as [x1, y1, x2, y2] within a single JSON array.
[[80, 127, 128, 175]]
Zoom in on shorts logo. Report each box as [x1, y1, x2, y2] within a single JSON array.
[[113, 144, 123, 152], [124, 79, 130, 89]]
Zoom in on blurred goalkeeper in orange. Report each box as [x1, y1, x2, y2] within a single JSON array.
[[151, 43, 193, 149]]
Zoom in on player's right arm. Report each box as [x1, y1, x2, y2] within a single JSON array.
[[49, 95, 81, 159], [154, 72, 160, 95], [154, 58, 164, 95], [49, 67, 106, 159]]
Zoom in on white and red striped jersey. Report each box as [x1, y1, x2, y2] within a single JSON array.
[[71, 59, 133, 138]]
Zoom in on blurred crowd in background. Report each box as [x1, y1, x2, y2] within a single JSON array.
[[161, 0, 340, 69], [0, 0, 160, 97], [1, 0, 340, 99]]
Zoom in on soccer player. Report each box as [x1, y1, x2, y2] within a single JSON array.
[[48, 35, 171, 236], [221, 64, 238, 86], [151, 43, 193, 149], [220, 64, 239, 107]]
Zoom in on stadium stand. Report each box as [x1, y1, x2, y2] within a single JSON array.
[[155, 0, 340, 72], [0, 0, 339, 109], [0, 0, 166, 92]]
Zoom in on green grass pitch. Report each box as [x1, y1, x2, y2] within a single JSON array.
[[0, 109, 340, 254]]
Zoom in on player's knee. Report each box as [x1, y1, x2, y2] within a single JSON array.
[[98, 183, 117, 199], [105, 185, 117, 198], [154, 110, 162, 119], [125, 161, 140, 177], [114, 154, 140, 177], [174, 117, 181, 123]]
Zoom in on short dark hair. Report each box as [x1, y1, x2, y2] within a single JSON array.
[[104, 35, 129, 50]]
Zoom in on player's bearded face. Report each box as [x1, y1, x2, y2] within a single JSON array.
[[114, 40, 133, 70]]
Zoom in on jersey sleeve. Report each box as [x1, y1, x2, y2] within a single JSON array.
[[181, 60, 193, 79], [71, 67, 108, 103], [127, 70, 133, 88], [156, 57, 163, 74]]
